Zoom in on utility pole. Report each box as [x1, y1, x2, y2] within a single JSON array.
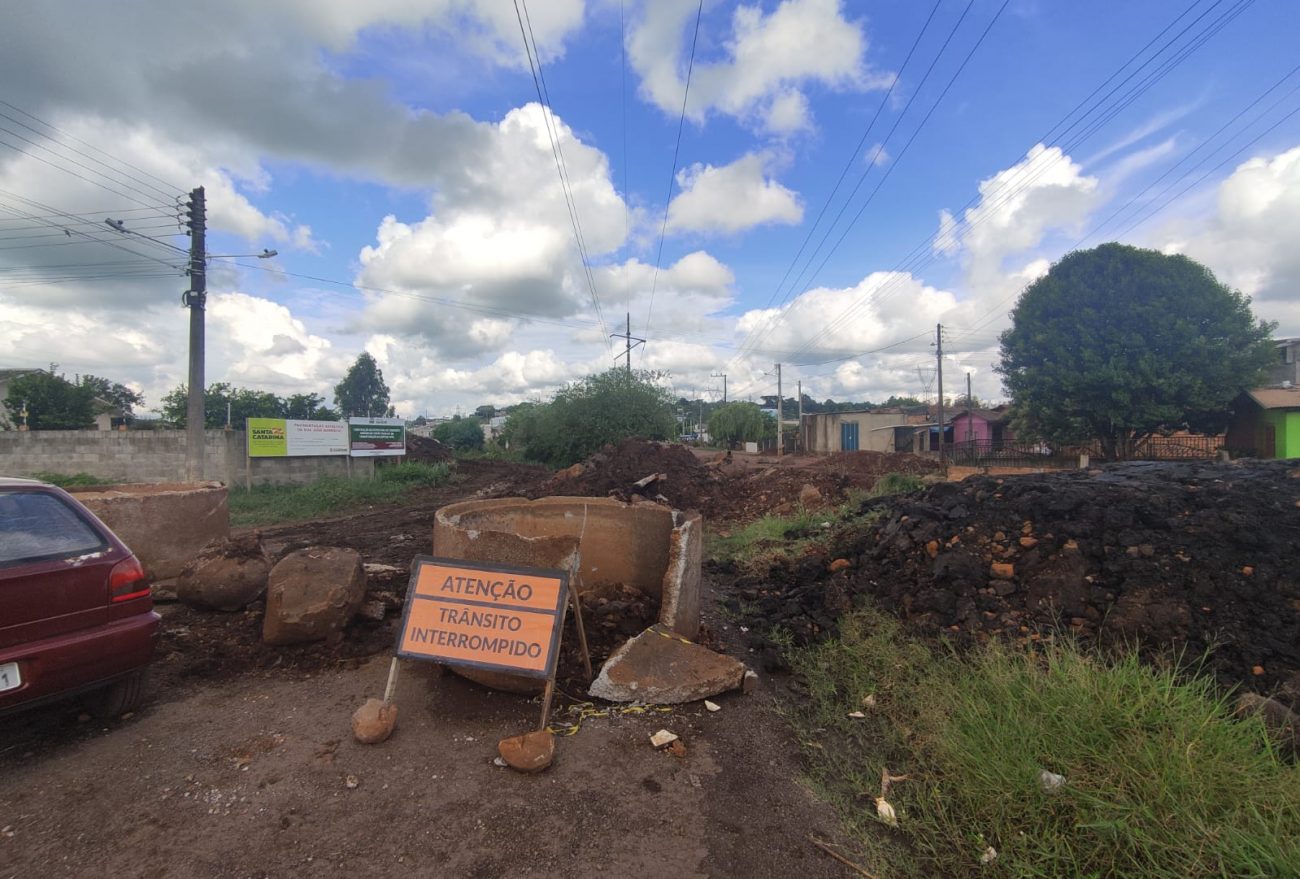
[[610, 312, 644, 375], [935, 323, 944, 461], [966, 372, 973, 442], [797, 379, 803, 453], [775, 362, 783, 458], [712, 372, 727, 403], [184, 187, 206, 482]]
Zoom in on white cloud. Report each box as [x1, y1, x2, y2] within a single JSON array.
[[937, 144, 1100, 298], [629, 0, 889, 134], [866, 142, 889, 166], [666, 153, 803, 234], [1156, 144, 1300, 332]]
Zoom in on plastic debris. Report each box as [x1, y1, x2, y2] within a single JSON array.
[[874, 797, 898, 827], [1038, 769, 1065, 792], [847, 710, 866, 719], [980, 846, 998, 864]]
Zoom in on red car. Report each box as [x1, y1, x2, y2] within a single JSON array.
[[0, 477, 160, 717]]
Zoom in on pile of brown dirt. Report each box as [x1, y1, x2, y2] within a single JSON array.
[[403, 433, 454, 463], [720, 460, 1300, 701], [536, 438, 715, 512], [708, 451, 943, 521]]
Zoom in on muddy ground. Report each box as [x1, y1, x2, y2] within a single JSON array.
[[0, 454, 862, 879]]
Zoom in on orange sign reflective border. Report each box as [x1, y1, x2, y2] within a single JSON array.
[[395, 556, 569, 679]]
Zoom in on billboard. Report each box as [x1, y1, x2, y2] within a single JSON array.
[[349, 416, 406, 457], [247, 418, 349, 457]]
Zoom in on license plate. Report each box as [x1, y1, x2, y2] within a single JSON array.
[[0, 662, 20, 693]]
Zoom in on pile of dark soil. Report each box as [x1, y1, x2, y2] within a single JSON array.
[[720, 460, 1300, 700], [538, 438, 715, 512], [403, 433, 454, 463]]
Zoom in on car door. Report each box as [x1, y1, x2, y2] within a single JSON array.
[[0, 488, 116, 649]]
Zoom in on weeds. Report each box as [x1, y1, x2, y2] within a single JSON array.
[[786, 608, 1300, 878], [228, 461, 453, 526], [30, 471, 113, 488]]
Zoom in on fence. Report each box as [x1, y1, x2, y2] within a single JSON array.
[[0, 429, 375, 486], [944, 435, 1223, 466]]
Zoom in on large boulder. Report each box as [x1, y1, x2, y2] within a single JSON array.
[[263, 547, 367, 645], [177, 533, 270, 612]]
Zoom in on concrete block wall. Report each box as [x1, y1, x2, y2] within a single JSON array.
[[0, 429, 375, 486]]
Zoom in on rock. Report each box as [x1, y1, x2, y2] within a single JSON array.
[[990, 562, 1015, 580], [589, 626, 748, 704], [351, 698, 398, 744], [263, 547, 367, 645], [1235, 693, 1298, 754], [649, 729, 679, 749], [497, 730, 555, 773], [799, 484, 822, 507], [1018, 536, 1038, 548], [704, 700, 721, 712], [828, 558, 851, 573], [742, 669, 759, 694], [357, 600, 387, 623], [177, 534, 271, 612], [667, 740, 687, 758]]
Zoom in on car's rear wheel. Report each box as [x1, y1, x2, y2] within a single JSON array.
[[88, 669, 148, 719]]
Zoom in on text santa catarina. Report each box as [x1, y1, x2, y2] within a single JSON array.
[[396, 557, 568, 678]]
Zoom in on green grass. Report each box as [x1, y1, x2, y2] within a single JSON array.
[[868, 472, 925, 497], [228, 461, 453, 526], [786, 609, 1300, 878], [30, 471, 114, 487]]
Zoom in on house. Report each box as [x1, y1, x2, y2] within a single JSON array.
[[0, 367, 125, 430], [800, 409, 927, 453], [0, 368, 43, 429], [1267, 337, 1300, 387], [1225, 387, 1300, 458], [949, 406, 1016, 447]]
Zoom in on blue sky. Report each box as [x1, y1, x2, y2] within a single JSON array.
[[2, 0, 1298, 417]]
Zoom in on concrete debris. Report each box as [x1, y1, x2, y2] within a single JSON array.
[[344, 774, 359, 789], [847, 710, 865, 719], [497, 730, 555, 773], [649, 729, 679, 749], [351, 698, 398, 745], [357, 600, 387, 623], [742, 670, 759, 694], [493, 757, 508, 768], [704, 700, 721, 713], [588, 626, 748, 704], [263, 547, 366, 646]]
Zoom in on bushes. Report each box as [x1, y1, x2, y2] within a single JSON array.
[[502, 369, 677, 467], [432, 416, 485, 451]]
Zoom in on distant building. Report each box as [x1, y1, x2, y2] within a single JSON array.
[[800, 409, 927, 453], [949, 406, 1016, 446], [1267, 338, 1300, 387], [1225, 386, 1300, 458]]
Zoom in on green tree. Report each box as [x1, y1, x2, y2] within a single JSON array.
[[78, 375, 144, 418], [334, 352, 393, 417], [508, 369, 677, 467], [473, 404, 497, 420], [160, 383, 288, 428], [708, 402, 776, 448], [996, 243, 1276, 459], [432, 415, 485, 451], [284, 392, 338, 421], [3, 370, 96, 430]]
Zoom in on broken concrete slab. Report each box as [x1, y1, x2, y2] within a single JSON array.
[[588, 626, 748, 704]]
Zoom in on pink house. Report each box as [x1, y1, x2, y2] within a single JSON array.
[[949, 406, 1015, 446]]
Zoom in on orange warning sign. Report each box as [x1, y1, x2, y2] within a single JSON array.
[[396, 556, 569, 679]]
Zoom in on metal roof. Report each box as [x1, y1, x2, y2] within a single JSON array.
[[1245, 387, 1300, 409]]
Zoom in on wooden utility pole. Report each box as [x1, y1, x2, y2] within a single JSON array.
[[935, 323, 944, 460], [775, 362, 783, 458], [966, 372, 974, 442], [184, 186, 206, 482], [797, 379, 803, 453]]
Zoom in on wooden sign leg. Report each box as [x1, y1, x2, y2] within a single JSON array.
[[569, 576, 593, 681], [382, 655, 401, 704]]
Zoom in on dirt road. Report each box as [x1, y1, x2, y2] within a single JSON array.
[[0, 652, 846, 879], [1, 455, 852, 879]]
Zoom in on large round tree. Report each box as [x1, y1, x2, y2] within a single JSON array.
[[996, 243, 1275, 459]]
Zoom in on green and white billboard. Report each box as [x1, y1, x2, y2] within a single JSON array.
[[348, 417, 406, 457], [246, 418, 349, 457]]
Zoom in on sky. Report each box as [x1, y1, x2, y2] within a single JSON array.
[[1, 0, 1298, 419]]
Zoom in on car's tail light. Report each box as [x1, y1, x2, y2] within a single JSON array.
[[109, 556, 150, 602]]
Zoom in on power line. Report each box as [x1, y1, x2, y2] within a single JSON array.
[[0, 99, 185, 195], [763, 0, 1253, 366], [513, 0, 612, 353], [642, 0, 705, 358]]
